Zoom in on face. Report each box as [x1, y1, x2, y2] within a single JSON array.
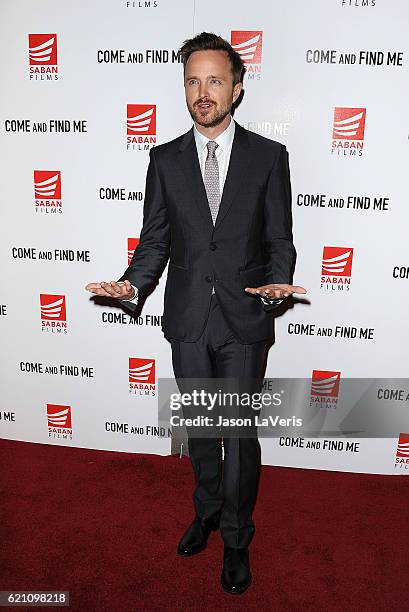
[[184, 49, 242, 128]]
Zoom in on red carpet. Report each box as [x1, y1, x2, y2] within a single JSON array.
[[1, 439, 407, 611]]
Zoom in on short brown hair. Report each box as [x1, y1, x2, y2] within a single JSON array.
[[180, 32, 245, 85]]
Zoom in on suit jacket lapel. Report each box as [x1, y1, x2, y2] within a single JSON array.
[[178, 127, 214, 232], [214, 121, 250, 230]]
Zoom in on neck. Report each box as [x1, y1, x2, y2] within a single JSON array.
[[194, 114, 232, 140]]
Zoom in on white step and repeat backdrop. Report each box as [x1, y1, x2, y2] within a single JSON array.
[[1, 0, 408, 475]]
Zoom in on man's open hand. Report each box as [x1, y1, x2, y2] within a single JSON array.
[[85, 280, 135, 300], [244, 283, 307, 299]]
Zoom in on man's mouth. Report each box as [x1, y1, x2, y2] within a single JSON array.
[[196, 101, 215, 111]]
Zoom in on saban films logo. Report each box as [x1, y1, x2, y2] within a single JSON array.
[[34, 171, 62, 214], [231, 31, 263, 79], [28, 34, 59, 80], [47, 403, 72, 439], [310, 370, 341, 408], [40, 294, 67, 333], [321, 246, 353, 292], [129, 357, 156, 396], [395, 433, 409, 471], [125, 1, 159, 8], [127, 104, 156, 150], [341, 1, 376, 6], [331, 107, 366, 156], [128, 238, 140, 265]]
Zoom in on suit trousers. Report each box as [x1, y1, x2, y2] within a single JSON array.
[[169, 292, 269, 549]]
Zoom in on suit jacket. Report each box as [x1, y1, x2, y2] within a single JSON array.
[[118, 120, 296, 344]]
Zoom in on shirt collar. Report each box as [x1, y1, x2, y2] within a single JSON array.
[[193, 115, 235, 155]]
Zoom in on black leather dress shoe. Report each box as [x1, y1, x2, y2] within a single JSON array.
[[221, 547, 252, 594], [177, 514, 220, 556]]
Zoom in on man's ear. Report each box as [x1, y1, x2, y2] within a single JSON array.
[[232, 82, 242, 103]]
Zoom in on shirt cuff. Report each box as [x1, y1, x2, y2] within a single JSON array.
[[260, 296, 284, 305], [118, 282, 138, 304]]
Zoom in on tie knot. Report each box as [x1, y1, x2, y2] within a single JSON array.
[[206, 140, 218, 157]]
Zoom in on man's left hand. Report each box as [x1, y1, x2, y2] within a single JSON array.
[[244, 283, 307, 299]]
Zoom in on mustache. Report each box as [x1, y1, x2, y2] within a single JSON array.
[[194, 98, 216, 107]]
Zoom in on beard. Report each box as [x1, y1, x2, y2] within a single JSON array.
[[187, 97, 232, 128]]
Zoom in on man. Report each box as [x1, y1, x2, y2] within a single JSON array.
[[86, 32, 306, 595]]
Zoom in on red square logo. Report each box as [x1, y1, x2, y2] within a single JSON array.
[[47, 404, 72, 429], [231, 31, 263, 64], [129, 358, 155, 384], [34, 171, 61, 199], [127, 105, 156, 136], [40, 294, 66, 321], [311, 370, 341, 398], [332, 107, 366, 141], [322, 246, 353, 277], [396, 433, 409, 458], [28, 34, 57, 66], [128, 238, 140, 266]]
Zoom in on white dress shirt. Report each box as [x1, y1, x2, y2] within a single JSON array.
[[194, 114, 235, 193], [121, 117, 282, 306]]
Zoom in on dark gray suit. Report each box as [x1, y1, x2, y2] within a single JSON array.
[[118, 121, 297, 548]]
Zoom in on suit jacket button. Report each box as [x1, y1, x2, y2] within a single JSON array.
[[205, 275, 212, 283], [209, 242, 217, 250]]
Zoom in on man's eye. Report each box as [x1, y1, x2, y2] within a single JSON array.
[[210, 79, 221, 85], [187, 79, 198, 85]]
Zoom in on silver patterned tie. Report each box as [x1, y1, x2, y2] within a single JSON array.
[[204, 141, 219, 296], [204, 141, 220, 225]]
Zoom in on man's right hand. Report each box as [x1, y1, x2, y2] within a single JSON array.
[[85, 280, 135, 300]]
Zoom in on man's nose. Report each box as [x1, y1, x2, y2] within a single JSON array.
[[198, 81, 209, 99]]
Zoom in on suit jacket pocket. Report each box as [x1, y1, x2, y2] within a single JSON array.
[[238, 264, 266, 289], [169, 262, 188, 271]]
